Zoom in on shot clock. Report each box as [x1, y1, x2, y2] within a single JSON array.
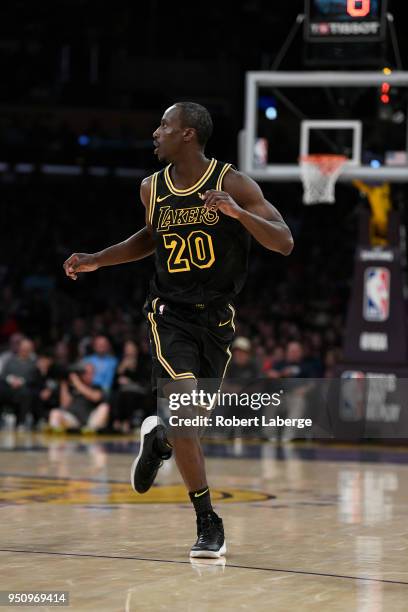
[[304, 0, 387, 42]]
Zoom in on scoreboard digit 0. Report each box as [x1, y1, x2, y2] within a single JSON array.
[[347, 0, 371, 18]]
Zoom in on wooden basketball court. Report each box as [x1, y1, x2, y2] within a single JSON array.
[[1, 432, 408, 611]]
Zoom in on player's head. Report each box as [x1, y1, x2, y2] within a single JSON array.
[[153, 102, 213, 162]]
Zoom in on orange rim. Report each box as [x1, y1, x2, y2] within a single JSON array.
[[300, 154, 348, 176]]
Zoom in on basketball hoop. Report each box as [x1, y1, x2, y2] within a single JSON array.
[[300, 154, 348, 205]]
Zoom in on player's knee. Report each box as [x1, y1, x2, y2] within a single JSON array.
[[163, 378, 197, 399]]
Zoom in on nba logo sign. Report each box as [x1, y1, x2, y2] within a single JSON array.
[[363, 267, 390, 322]]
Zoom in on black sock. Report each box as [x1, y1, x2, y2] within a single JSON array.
[[189, 486, 213, 516]]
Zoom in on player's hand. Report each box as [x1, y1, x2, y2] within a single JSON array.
[[63, 253, 99, 280], [200, 190, 242, 219]]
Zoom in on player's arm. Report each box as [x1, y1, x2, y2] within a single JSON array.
[[63, 176, 156, 280], [202, 170, 294, 255]]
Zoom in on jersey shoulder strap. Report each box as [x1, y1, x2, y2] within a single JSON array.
[[147, 172, 159, 226], [214, 161, 233, 191]]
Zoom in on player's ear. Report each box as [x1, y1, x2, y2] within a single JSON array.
[[183, 127, 195, 143]]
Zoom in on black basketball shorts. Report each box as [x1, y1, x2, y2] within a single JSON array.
[[144, 297, 235, 392]]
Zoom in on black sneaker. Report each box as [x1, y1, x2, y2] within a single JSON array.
[[190, 512, 227, 558], [130, 416, 172, 494]]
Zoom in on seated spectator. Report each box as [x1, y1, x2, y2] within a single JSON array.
[[271, 341, 317, 378], [83, 335, 118, 392], [262, 345, 285, 377], [34, 350, 60, 427], [0, 338, 38, 428], [0, 332, 24, 375], [264, 342, 317, 441], [53, 340, 71, 376], [111, 340, 149, 433], [48, 362, 109, 432], [227, 337, 260, 380]]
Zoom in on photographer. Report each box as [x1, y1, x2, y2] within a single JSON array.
[[48, 362, 109, 432]]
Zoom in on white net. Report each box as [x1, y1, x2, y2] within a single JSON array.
[[300, 154, 348, 205]]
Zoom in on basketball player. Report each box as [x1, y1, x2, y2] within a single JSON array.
[[63, 102, 293, 558]]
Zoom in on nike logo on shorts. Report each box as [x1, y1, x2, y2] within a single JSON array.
[[218, 319, 231, 327]]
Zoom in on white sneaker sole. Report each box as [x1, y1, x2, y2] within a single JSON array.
[[130, 415, 164, 493], [189, 540, 227, 559]]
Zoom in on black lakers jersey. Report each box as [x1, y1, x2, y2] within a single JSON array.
[[148, 159, 250, 305]]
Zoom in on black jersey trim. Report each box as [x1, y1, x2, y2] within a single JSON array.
[[216, 163, 232, 190], [163, 158, 217, 196], [148, 172, 159, 225]]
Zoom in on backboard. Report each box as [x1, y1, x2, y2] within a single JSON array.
[[240, 71, 408, 182]]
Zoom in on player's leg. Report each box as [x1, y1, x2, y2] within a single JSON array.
[[153, 376, 207, 492], [163, 377, 226, 558], [130, 298, 199, 495], [130, 299, 225, 557], [185, 303, 236, 558], [162, 305, 235, 558], [155, 374, 225, 558]]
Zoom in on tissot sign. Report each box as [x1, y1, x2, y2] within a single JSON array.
[[309, 21, 381, 37], [305, 0, 387, 42]]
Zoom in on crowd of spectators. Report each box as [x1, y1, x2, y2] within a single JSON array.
[[0, 310, 344, 433], [0, 328, 341, 433], [0, 176, 353, 432], [0, 331, 153, 432]]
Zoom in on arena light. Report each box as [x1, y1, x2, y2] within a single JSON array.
[[78, 135, 90, 146], [265, 106, 278, 120], [380, 82, 390, 105]]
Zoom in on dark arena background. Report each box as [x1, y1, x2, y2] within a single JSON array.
[[1, 1, 408, 610]]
